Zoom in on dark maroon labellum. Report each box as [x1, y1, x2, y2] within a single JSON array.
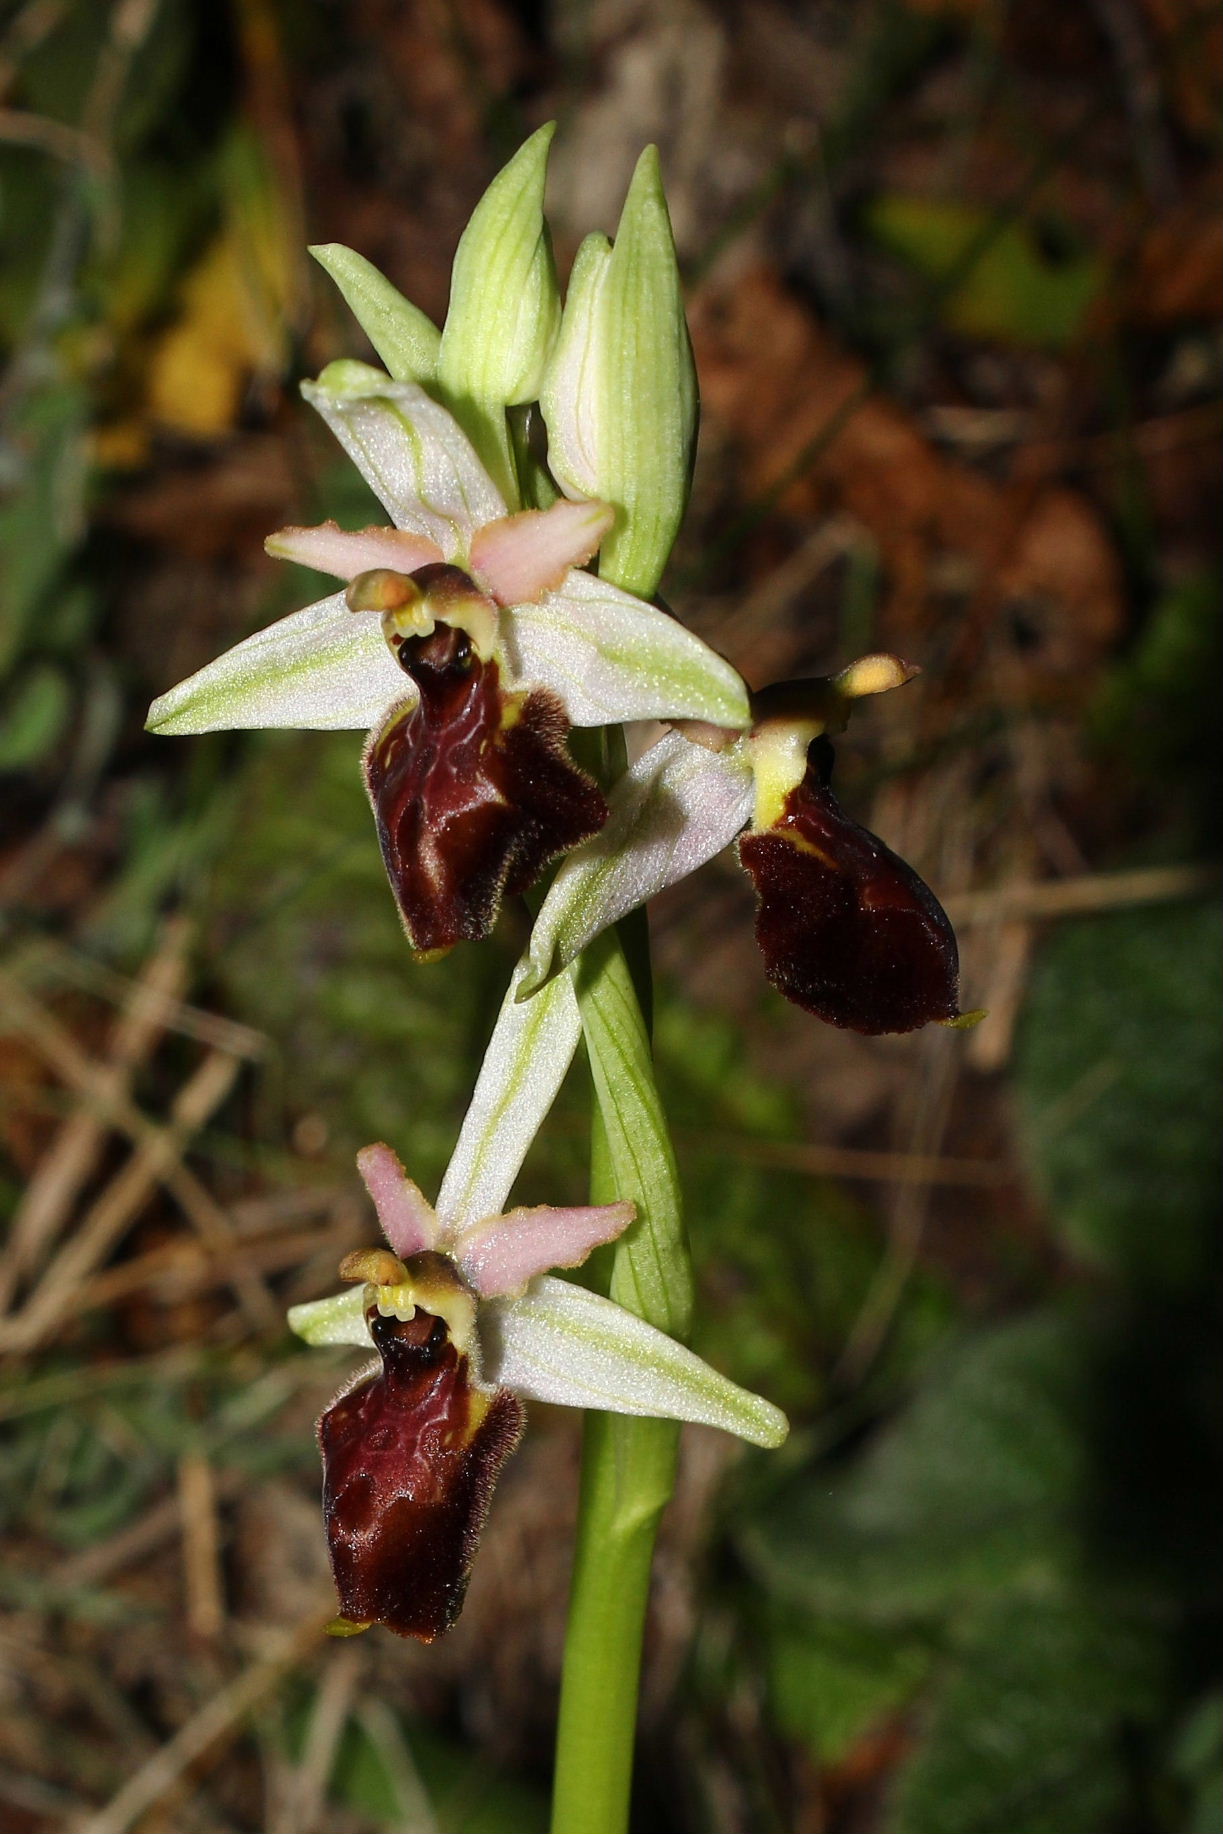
[[364, 615, 607, 954], [738, 741, 961, 1034], [319, 1306, 524, 1641]]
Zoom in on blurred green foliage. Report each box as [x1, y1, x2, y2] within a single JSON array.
[[867, 196, 1105, 350], [198, 727, 511, 1193], [1015, 900, 1221, 1290], [657, 999, 955, 1416], [325, 1710, 548, 1833], [733, 897, 1222, 1833], [1091, 571, 1223, 843]]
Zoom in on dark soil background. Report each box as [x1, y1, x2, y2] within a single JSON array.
[[1, 3, 1220, 1831]]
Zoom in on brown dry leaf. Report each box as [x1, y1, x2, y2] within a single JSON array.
[[690, 267, 1123, 688], [106, 433, 295, 560], [1140, 0, 1223, 141], [1129, 182, 1223, 323], [146, 234, 286, 440]]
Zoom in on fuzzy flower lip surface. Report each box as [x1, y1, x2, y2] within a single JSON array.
[[521, 655, 976, 1036], [292, 1143, 787, 1642], [144, 363, 751, 739]]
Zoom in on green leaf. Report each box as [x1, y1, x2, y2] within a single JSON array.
[[1089, 571, 1222, 834], [890, 1596, 1166, 1834], [1014, 900, 1223, 1290], [0, 662, 72, 769], [742, 1309, 1098, 1619], [310, 243, 441, 383], [0, 382, 88, 671], [768, 1614, 931, 1767], [1171, 1692, 1223, 1834], [866, 196, 1105, 351]]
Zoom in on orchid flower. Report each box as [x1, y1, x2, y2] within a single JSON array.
[[290, 1140, 786, 1641], [521, 655, 976, 1035], [145, 362, 749, 953]]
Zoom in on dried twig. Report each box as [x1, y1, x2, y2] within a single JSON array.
[[269, 1646, 363, 1834], [69, 1220, 362, 1315], [0, 1041, 239, 1342], [944, 863, 1218, 926], [72, 1611, 333, 1834], [0, 977, 282, 1342], [0, 106, 104, 165], [24, 937, 268, 1060], [0, 920, 192, 1309], [178, 1451, 226, 1642], [681, 1132, 1010, 1188]]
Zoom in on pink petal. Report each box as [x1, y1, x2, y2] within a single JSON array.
[[469, 499, 614, 608], [356, 1143, 441, 1256], [453, 1201, 635, 1299], [266, 522, 443, 581]]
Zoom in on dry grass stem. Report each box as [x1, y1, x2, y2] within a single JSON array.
[[178, 1451, 227, 1643], [0, 1031, 272, 1351], [72, 1610, 334, 1834], [0, 921, 193, 1309], [683, 1133, 1010, 1188], [945, 862, 1218, 926], [269, 1645, 363, 1834]]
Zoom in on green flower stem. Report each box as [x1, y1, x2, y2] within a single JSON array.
[[549, 148, 696, 1817], [550, 1410, 679, 1834], [550, 921, 691, 1834]]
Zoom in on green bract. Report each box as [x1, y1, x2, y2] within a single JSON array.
[[309, 243, 441, 384], [541, 146, 698, 599]]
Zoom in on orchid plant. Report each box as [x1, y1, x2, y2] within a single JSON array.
[[148, 124, 969, 1834]]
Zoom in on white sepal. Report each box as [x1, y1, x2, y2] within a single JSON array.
[[288, 1287, 373, 1349], [301, 365, 505, 558], [145, 594, 408, 734], [504, 568, 751, 729], [435, 958, 582, 1234], [482, 1275, 789, 1448], [521, 732, 754, 995]]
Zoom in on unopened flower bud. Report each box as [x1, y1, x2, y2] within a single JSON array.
[[540, 147, 697, 597], [437, 123, 562, 503]]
